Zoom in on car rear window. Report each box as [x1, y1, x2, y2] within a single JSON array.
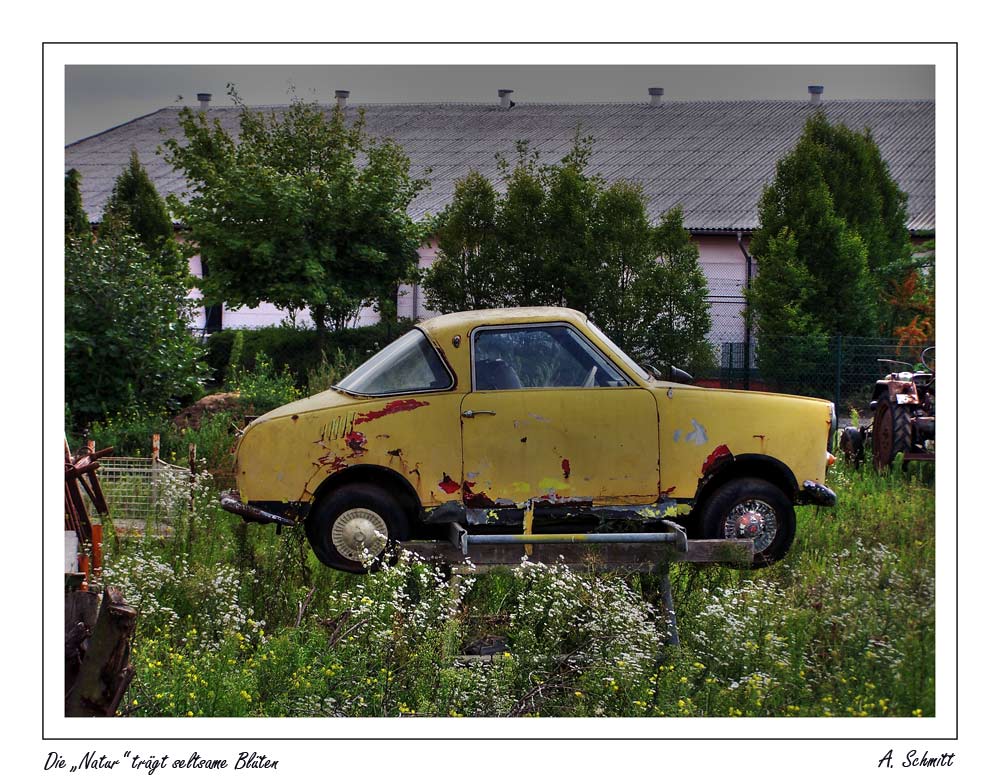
[[335, 329, 452, 396]]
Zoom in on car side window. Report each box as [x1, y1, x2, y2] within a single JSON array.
[[336, 329, 453, 395], [473, 325, 629, 390]]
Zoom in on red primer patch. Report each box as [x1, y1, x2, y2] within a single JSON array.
[[344, 430, 368, 453], [353, 399, 430, 424], [701, 444, 733, 475], [463, 483, 494, 508], [561, 458, 571, 479], [438, 474, 461, 494], [318, 454, 348, 473], [665, 486, 676, 496]]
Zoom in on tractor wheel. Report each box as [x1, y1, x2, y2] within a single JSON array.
[[872, 393, 912, 471]]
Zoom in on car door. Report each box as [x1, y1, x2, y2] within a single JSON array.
[[460, 323, 660, 507]]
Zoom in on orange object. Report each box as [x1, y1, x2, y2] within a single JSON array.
[[91, 523, 103, 576]]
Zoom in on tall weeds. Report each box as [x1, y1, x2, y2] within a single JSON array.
[[103, 453, 934, 718]]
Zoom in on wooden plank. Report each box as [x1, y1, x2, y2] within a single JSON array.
[[65, 586, 137, 717]]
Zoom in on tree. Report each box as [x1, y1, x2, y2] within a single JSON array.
[[589, 180, 653, 353], [537, 136, 602, 311], [424, 135, 714, 373], [65, 232, 205, 426], [65, 169, 90, 238], [644, 207, 714, 373], [100, 150, 186, 277], [101, 150, 175, 253], [496, 147, 547, 306], [421, 171, 502, 313], [749, 112, 911, 338], [744, 228, 830, 388], [887, 240, 935, 350], [163, 86, 427, 342]]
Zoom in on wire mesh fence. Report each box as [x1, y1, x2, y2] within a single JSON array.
[[699, 331, 932, 416], [87, 456, 197, 536], [696, 283, 933, 414]]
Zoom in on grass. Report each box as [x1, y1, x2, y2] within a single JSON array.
[[98, 449, 934, 719]]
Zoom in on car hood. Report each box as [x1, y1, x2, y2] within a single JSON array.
[[649, 380, 832, 406], [248, 389, 364, 424]]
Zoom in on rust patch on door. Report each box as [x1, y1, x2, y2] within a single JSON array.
[[353, 399, 430, 425], [438, 474, 461, 494]]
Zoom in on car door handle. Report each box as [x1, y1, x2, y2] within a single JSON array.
[[462, 409, 497, 418]]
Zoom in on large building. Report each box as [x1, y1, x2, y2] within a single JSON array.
[[65, 86, 935, 345]]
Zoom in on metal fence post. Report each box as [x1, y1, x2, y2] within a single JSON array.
[[834, 335, 843, 412]]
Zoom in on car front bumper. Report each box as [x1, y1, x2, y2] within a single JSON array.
[[220, 491, 296, 527], [799, 481, 837, 507]]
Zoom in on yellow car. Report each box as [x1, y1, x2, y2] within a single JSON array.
[[223, 307, 836, 572]]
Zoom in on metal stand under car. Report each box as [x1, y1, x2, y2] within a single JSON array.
[[401, 518, 754, 647]]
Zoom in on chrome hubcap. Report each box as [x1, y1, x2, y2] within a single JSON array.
[[723, 499, 778, 553], [330, 508, 388, 562]]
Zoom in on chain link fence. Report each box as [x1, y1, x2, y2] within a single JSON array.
[[699, 280, 932, 417]]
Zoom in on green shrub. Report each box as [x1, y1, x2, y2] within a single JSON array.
[[204, 321, 412, 389], [87, 410, 172, 458], [305, 349, 357, 395], [230, 352, 299, 413], [65, 234, 206, 426]]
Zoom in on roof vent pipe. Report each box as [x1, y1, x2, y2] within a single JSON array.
[[498, 89, 514, 109], [335, 90, 350, 110], [648, 87, 664, 106], [808, 85, 824, 106], [197, 93, 212, 111]]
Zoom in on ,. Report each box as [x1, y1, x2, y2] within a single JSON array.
[[222, 307, 836, 571]]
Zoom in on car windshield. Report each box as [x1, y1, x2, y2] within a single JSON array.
[[586, 321, 651, 381], [335, 329, 453, 396]]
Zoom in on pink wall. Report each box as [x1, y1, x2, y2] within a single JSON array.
[[693, 234, 754, 345], [186, 252, 379, 331], [397, 238, 442, 321]]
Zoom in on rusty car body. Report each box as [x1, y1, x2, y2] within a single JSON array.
[[222, 307, 836, 571]]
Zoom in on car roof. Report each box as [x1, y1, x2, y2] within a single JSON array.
[[418, 306, 588, 340]]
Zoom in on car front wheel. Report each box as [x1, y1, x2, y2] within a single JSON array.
[[308, 484, 410, 573], [700, 478, 795, 568]]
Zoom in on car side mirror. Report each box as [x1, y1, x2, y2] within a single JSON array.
[[668, 366, 693, 384]]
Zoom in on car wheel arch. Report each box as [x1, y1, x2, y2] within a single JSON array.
[[308, 464, 421, 528], [693, 453, 798, 510]]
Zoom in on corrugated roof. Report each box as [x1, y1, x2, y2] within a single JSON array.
[[65, 99, 935, 233]]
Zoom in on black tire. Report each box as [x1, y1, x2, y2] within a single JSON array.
[[840, 426, 865, 469], [307, 484, 411, 574], [699, 478, 796, 568], [872, 393, 912, 472]]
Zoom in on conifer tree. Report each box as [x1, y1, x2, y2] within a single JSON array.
[[64, 168, 90, 238], [749, 112, 910, 338], [102, 149, 175, 254]]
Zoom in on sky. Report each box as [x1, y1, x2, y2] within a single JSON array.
[[65, 63, 934, 144]]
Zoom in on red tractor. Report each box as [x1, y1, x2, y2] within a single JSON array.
[[840, 347, 935, 471]]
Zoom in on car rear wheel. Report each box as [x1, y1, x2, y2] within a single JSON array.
[[700, 478, 795, 568], [308, 484, 410, 573]]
